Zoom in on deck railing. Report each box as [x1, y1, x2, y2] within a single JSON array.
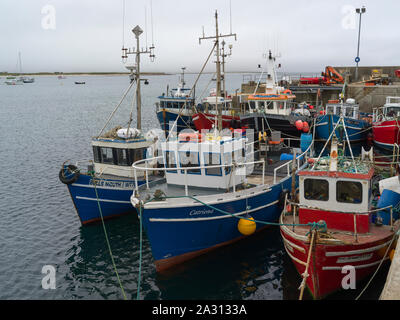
[[284, 199, 395, 241], [132, 156, 267, 196], [273, 134, 314, 184]]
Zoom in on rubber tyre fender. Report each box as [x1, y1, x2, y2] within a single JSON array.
[[59, 165, 80, 185]]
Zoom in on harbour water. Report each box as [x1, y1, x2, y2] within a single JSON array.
[[0, 74, 389, 300]]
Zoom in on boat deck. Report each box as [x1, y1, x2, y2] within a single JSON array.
[[281, 214, 398, 245], [136, 168, 287, 202]]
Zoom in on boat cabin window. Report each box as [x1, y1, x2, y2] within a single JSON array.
[[204, 153, 222, 176], [100, 147, 114, 164], [336, 181, 362, 204], [165, 151, 177, 173], [267, 102, 274, 110], [249, 101, 256, 110], [304, 178, 329, 201], [128, 149, 146, 164], [179, 151, 201, 174], [257, 101, 265, 109], [385, 107, 400, 118], [344, 107, 353, 118], [223, 152, 232, 175], [116, 149, 129, 166], [93, 146, 101, 163], [93, 146, 146, 166], [327, 105, 342, 116]]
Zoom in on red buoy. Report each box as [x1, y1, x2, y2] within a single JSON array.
[[295, 120, 303, 130], [303, 122, 309, 132]]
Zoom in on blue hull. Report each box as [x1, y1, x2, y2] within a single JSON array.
[[67, 173, 144, 225], [316, 114, 370, 143], [156, 110, 194, 133], [140, 176, 293, 271]]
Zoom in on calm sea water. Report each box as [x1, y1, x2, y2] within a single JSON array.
[[0, 74, 389, 300]]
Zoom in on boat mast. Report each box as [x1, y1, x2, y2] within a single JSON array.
[[181, 67, 186, 88], [221, 40, 233, 110], [122, 25, 155, 131], [199, 10, 236, 131]]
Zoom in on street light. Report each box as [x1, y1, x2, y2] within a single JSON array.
[[355, 6, 366, 81]]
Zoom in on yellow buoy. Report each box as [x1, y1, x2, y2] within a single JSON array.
[[238, 216, 256, 236]]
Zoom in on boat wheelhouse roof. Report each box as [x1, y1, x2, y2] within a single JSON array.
[[158, 95, 194, 101], [385, 96, 400, 105], [92, 127, 152, 148], [202, 96, 232, 104], [325, 102, 359, 109], [299, 156, 373, 180], [248, 93, 295, 101]]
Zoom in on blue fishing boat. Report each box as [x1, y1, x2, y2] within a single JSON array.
[[59, 25, 160, 225], [131, 130, 311, 271], [59, 129, 159, 225], [156, 67, 196, 135], [315, 99, 371, 144]]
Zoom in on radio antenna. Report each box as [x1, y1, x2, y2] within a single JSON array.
[[121, 0, 127, 63], [229, 0, 232, 34], [149, 0, 155, 61], [145, 5, 148, 50], [150, 0, 154, 48]]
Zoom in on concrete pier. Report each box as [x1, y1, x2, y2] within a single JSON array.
[[380, 244, 400, 300]]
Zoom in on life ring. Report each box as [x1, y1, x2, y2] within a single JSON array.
[[278, 189, 290, 209], [59, 164, 80, 185], [283, 89, 292, 94]]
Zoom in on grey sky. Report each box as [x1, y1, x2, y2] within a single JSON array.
[[1, 0, 399, 74]]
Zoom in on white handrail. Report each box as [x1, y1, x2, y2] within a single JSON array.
[[132, 157, 266, 192], [273, 135, 314, 184]]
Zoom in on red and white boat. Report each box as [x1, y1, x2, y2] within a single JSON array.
[[192, 91, 240, 131], [372, 96, 400, 152], [192, 111, 240, 131], [280, 139, 400, 299]]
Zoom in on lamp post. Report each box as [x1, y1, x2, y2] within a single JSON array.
[[355, 6, 366, 81]]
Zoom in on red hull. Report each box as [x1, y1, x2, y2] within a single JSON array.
[[280, 215, 397, 299], [192, 112, 240, 131], [372, 120, 400, 149]]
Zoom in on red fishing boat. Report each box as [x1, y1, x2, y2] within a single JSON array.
[[192, 93, 240, 131], [372, 96, 400, 152], [280, 139, 400, 299], [192, 111, 240, 130]]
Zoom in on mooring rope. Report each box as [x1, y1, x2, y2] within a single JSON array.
[[136, 203, 144, 300], [140, 194, 327, 232], [91, 174, 127, 300], [299, 229, 316, 300], [355, 230, 398, 300]]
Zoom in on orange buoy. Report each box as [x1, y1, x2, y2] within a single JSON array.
[[295, 120, 303, 130], [302, 122, 309, 132]]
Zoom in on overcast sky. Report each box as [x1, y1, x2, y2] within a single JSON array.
[[1, 0, 399, 74]]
